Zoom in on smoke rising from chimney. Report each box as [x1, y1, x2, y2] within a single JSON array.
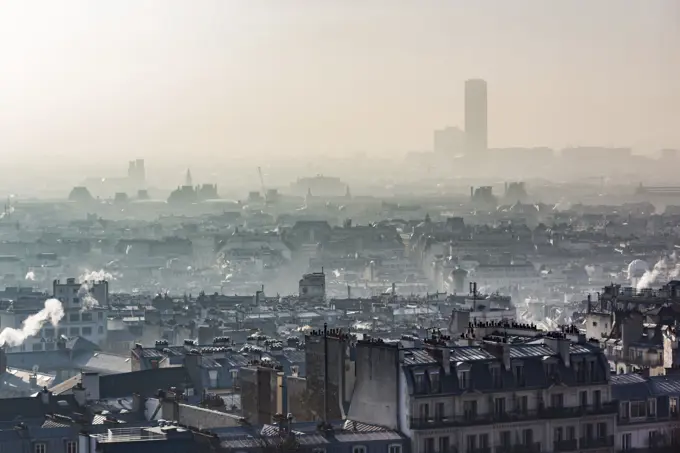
[[0, 298, 64, 347], [78, 283, 99, 311], [79, 269, 114, 282], [636, 257, 680, 291]]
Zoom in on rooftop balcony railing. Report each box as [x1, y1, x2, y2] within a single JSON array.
[[94, 427, 167, 444]]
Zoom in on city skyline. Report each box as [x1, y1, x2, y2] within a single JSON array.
[[0, 0, 678, 164]]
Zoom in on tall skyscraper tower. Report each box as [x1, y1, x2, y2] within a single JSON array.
[[464, 79, 488, 153]]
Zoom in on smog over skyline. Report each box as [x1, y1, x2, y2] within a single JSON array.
[[0, 0, 678, 171], [3, 2, 680, 445]]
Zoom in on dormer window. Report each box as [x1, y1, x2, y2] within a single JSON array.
[[429, 370, 441, 393], [648, 398, 657, 417], [414, 372, 426, 393], [545, 361, 557, 377], [620, 401, 630, 419], [573, 361, 586, 383], [458, 371, 469, 390], [490, 366, 502, 388], [513, 364, 525, 386], [631, 400, 647, 418]]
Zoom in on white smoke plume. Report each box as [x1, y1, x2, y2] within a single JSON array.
[[0, 299, 64, 347], [636, 259, 668, 291], [25, 271, 35, 281], [78, 283, 99, 311], [79, 269, 114, 282], [670, 265, 680, 280]]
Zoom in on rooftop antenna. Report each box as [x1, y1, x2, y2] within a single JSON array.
[[470, 282, 478, 311]]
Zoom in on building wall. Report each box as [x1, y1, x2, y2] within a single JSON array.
[[286, 375, 310, 421], [240, 366, 280, 425], [305, 333, 348, 421], [347, 341, 400, 430]]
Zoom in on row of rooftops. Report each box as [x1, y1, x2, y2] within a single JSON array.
[[400, 341, 601, 367]]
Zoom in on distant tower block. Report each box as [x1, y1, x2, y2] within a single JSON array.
[[465, 79, 488, 153], [127, 159, 146, 187], [135, 159, 146, 185], [185, 169, 193, 187]]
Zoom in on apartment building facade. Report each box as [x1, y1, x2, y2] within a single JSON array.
[[612, 373, 680, 452], [348, 331, 617, 453]]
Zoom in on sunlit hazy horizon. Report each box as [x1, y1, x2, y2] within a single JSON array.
[[1, 0, 678, 165]]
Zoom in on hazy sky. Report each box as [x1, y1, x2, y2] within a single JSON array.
[[0, 0, 678, 164]]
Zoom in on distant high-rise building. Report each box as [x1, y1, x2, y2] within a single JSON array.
[[464, 79, 488, 153], [135, 159, 145, 184], [127, 159, 146, 188], [434, 126, 465, 154], [185, 169, 193, 187]]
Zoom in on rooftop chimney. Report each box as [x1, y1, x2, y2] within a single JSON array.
[[81, 372, 100, 401], [73, 383, 86, 406], [441, 347, 451, 375], [502, 343, 511, 370], [544, 333, 571, 367], [481, 339, 511, 370], [39, 386, 51, 405], [132, 393, 145, 414], [0, 347, 6, 375]]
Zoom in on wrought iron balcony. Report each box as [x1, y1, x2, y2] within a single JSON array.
[[618, 409, 680, 425], [554, 439, 578, 452], [579, 436, 614, 449], [470, 448, 491, 453], [495, 442, 541, 453], [409, 403, 617, 429]]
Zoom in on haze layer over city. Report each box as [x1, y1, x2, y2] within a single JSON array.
[[1, 2, 680, 453], [1, 0, 679, 196]]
